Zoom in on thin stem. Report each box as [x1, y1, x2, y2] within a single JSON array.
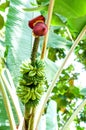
[[0, 76, 16, 130], [31, 37, 40, 64], [1, 69, 23, 122], [41, 0, 55, 59], [62, 98, 86, 130], [36, 25, 86, 129]]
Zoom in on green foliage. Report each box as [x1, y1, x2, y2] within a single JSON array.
[[0, 15, 4, 30], [0, 0, 9, 30], [37, 0, 49, 5], [0, 95, 10, 130], [0, 1, 10, 12], [75, 40, 86, 69], [80, 106, 86, 122], [74, 106, 86, 130], [54, 0, 86, 18], [67, 15, 86, 38], [52, 65, 81, 109], [48, 47, 66, 61], [36, 0, 86, 18], [51, 65, 84, 129], [51, 13, 67, 26]]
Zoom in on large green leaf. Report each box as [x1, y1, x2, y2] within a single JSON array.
[[0, 94, 10, 130], [39, 28, 72, 50], [54, 0, 86, 19], [54, 0, 86, 36], [47, 31, 72, 49], [67, 15, 86, 37], [51, 13, 67, 26], [5, 0, 36, 84], [45, 58, 58, 82], [0, 92, 19, 130], [37, 0, 86, 19]]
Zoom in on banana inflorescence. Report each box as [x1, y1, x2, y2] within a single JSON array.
[[16, 59, 45, 106]]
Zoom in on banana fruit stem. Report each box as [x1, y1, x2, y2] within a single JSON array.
[[24, 105, 32, 130], [25, 37, 40, 130], [28, 107, 36, 130], [31, 37, 40, 64]]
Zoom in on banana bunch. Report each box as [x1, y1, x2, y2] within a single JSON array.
[[20, 59, 33, 74], [19, 59, 45, 85], [16, 59, 46, 106], [16, 84, 44, 105]]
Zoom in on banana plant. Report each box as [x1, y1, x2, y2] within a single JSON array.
[[1, 0, 86, 130]]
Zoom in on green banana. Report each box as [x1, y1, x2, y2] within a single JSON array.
[[37, 71, 44, 77], [28, 70, 36, 77], [16, 59, 46, 106]]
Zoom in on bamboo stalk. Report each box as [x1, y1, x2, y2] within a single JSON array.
[[1, 69, 23, 122], [0, 76, 16, 130], [41, 0, 55, 59], [36, 25, 86, 129]]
